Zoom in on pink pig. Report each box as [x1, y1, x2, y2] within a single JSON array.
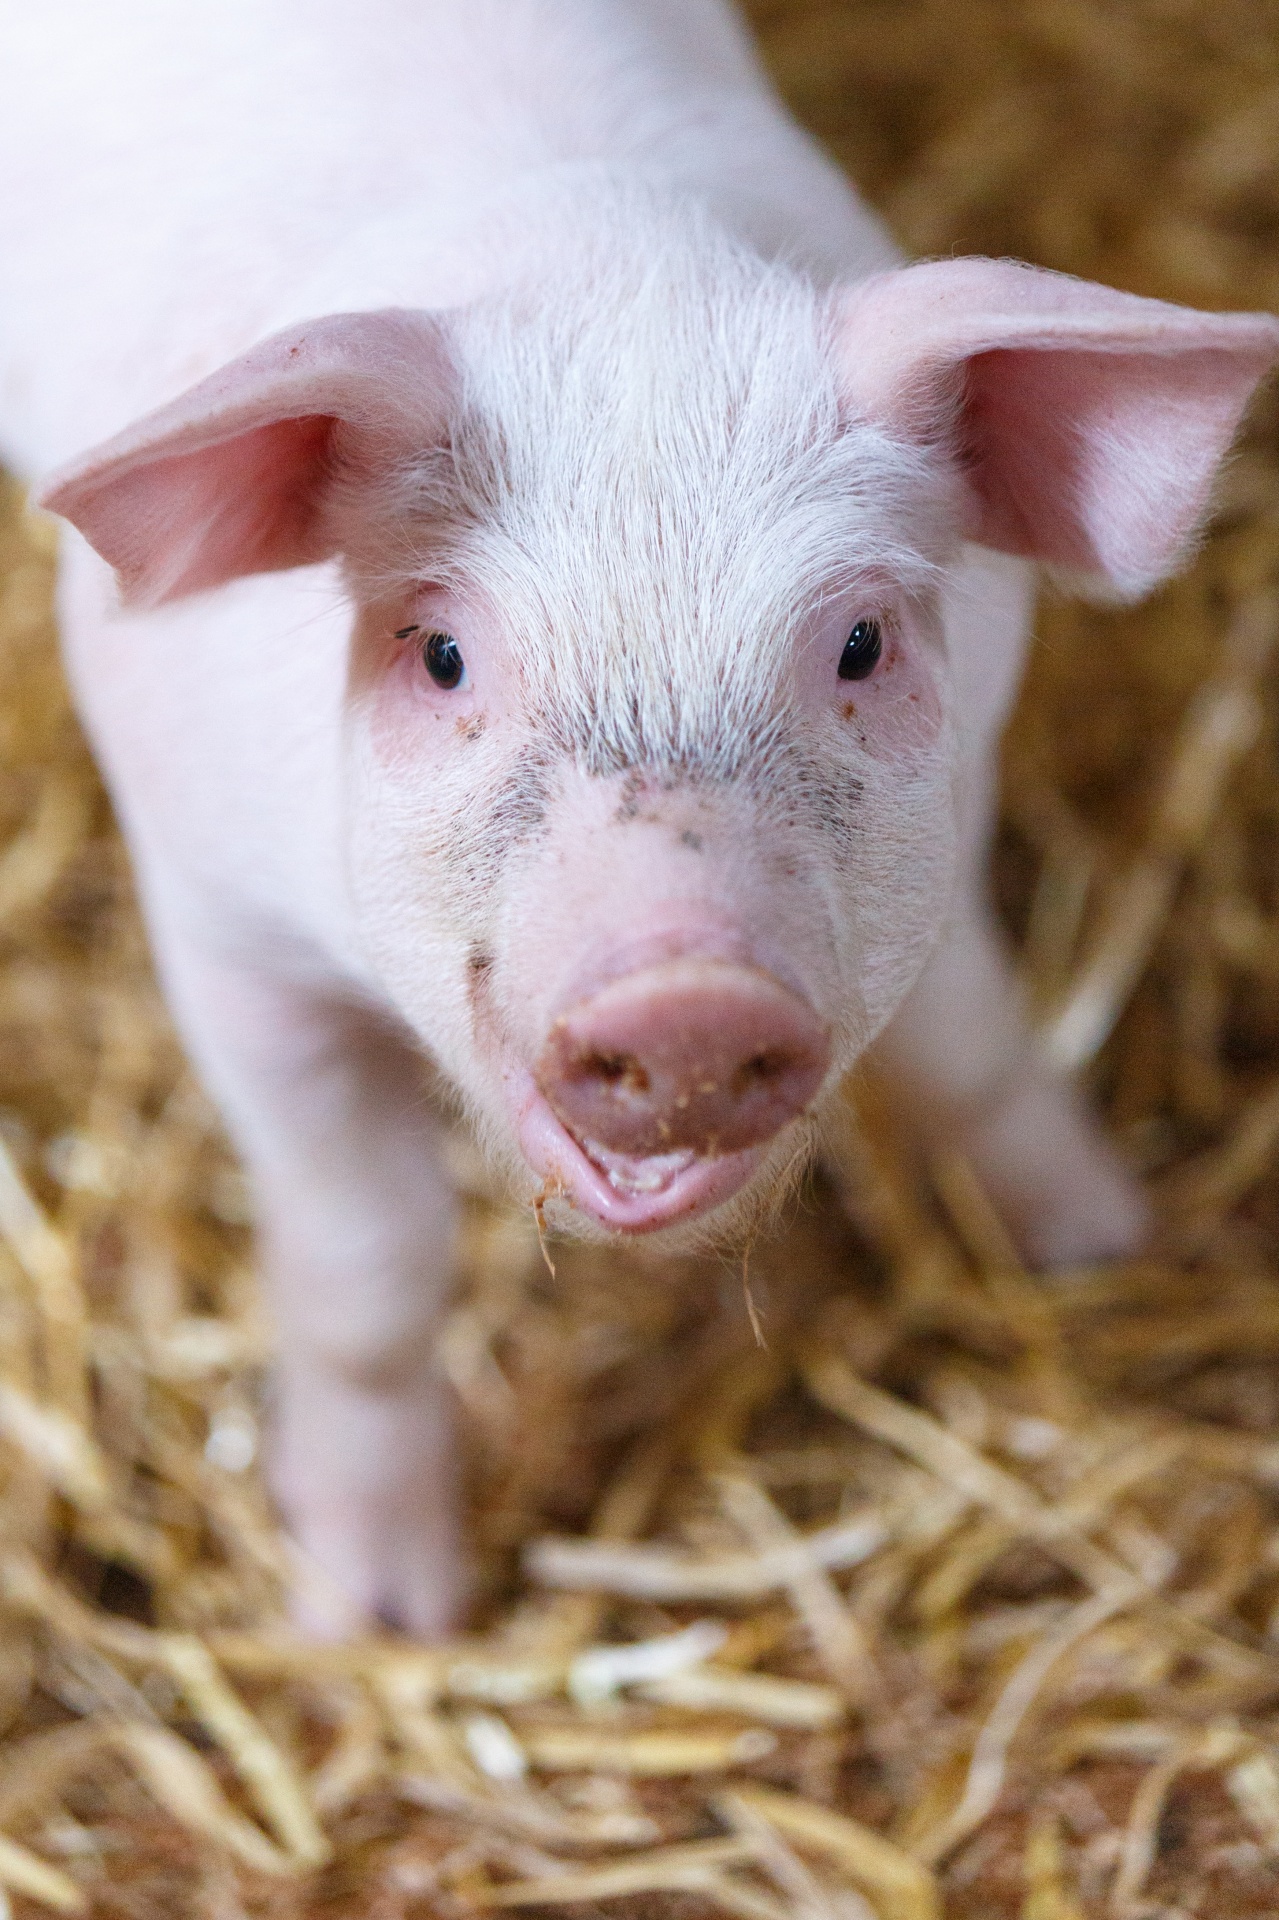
[[1, 0, 1276, 1635]]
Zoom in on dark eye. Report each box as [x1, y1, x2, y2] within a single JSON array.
[[838, 618, 883, 682], [422, 631, 465, 690]]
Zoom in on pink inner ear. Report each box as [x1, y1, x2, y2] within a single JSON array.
[[83, 414, 337, 605], [963, 344, 1250, 588], [39, 308, 454, 608], [835, 259, 1279, 596]]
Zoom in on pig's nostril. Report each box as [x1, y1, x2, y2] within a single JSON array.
[[732, 1050, 792, 1095], [577, 1050, 651, 1095]]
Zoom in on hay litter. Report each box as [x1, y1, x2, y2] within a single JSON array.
[[4, 2, 1279, 1913]]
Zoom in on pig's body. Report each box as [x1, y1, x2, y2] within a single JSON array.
[[3, 1, 1275, 1633]]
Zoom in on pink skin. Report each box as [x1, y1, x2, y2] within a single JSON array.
[[356, 582, 936, 1231]]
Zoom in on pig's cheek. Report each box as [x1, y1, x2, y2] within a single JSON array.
[[837, 642, 945, 760], [361, 654, 485, 778]]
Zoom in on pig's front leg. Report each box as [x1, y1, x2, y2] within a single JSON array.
[[155, 937, 466, 1637], [871, 549, 1149, 1269]]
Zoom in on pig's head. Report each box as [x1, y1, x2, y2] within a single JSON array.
[[43, 236, 1279, 1244]]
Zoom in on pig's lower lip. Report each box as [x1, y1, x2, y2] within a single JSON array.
[[513, 1083, 765, 1233]]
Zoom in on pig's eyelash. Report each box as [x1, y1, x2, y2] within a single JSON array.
[[394, 624, 420, 639]]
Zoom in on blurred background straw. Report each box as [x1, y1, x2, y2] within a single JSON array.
[[2, 1, 1279, 1914]]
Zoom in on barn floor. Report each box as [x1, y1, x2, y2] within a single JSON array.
[[2, 2, 1279, 1915]]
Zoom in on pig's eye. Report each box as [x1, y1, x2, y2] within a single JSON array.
[[838, 619, 883, 681], [422, 631, 465, 690]]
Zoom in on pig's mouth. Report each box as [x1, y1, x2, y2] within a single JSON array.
[[513, 1080, 768, 1234], [500, 955, 831, 1233]]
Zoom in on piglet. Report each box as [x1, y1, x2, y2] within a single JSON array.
[[1, 0, 1275, 1635]]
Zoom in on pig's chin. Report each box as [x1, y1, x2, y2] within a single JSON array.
[[513, 1083, 770, 1235]]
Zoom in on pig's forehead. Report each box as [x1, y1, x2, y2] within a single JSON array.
[[435, 243, 956, 717]]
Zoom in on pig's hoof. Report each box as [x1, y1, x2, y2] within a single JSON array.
[[271, 1418, 469, 1643], [285, 1515, 470, 1642], [963, 1072, 1150, 1271]]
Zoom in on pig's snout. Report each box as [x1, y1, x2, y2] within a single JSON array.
[[535, 958, 830, 1159]]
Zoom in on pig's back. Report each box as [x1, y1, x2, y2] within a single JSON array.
[[0, 0, 898, 475]]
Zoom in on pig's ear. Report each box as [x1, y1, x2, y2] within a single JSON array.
[[836, 259, 1279, 596], [38, 310, 453, 607]]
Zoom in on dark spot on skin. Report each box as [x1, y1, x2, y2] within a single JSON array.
[[764, 738, 865, 852], [841, 702, 858, 721], [447, 744, 557, 895], [466, 946, 494, 1024], [613, 769, 646, 825], [613, 768, 717, 833], [679, 829, 704, 852], [457, 713, 487, 742], [487, 751, 553, 854]]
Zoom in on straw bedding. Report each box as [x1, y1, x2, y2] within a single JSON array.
[[2, 2, 1279, 1914]]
